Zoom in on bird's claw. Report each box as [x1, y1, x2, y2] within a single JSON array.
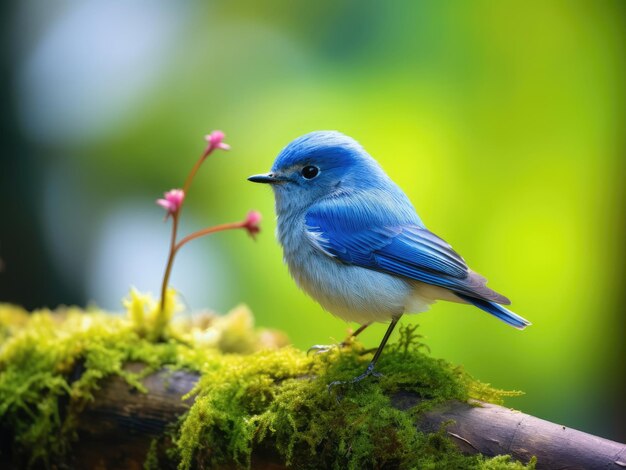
[[327, 362, 383, 401], [307, 344, 338, 355], [307, 342, 349, 356]]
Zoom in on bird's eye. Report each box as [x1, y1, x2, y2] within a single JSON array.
[[301, 165, 319, 179]]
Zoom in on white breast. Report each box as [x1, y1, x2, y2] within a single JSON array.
[[277, 212, 436, 324]]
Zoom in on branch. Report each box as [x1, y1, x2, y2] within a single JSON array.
[[393, 391, 626, 469], [71, 365, 626, 469]]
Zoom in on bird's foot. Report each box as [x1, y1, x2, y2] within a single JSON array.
[[307, 343, 335, 355], [307, 325, 368, 356], [327, 362, 382, 398], [359, 347, 378, 356], [307, 342, 349, 356]]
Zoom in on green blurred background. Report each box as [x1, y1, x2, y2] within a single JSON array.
[[1, 0, 625, 442]]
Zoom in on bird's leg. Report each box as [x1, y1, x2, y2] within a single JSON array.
[[328, 316, 400, 392], [345, 322, 371, 342], [307, 322, 372, 355]]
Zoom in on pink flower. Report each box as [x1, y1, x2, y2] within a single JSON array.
[[243, 210, 262, 239], [157, 189, 185, 216], [204, 130, 230, 153]]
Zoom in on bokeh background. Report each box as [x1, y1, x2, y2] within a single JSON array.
[[2, 0, 625, 442]]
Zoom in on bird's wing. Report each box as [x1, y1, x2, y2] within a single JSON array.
[[305, 196, 510, 305]]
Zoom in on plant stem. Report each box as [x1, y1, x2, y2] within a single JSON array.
[[182, 152, 208, 195], [159, 220, 245, 313], [158, 148, 210, 313], [160, 212, 180, 313], [158, 142, 228, 315], [174, 221, 245, 252]]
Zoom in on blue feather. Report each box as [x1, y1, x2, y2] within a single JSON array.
[[455, 294, 531, 329], [305, 194, 511, 304]]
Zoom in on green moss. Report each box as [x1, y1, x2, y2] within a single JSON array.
[[144, 439, 160, 470], [0, 302, 180, 467], [0, 294, 533, 469], [173, 325, 528, 469]]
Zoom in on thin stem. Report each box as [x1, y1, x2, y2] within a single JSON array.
[[158, 149, 209, 312], [182, 153, 208, 195], [174, 221, 245, 253], [158, 143, 220, 314], [160, 213, 180, 312], [159, 220, 245, 312]]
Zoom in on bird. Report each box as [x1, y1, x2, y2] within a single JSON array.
[[248, 131, 530, 387]]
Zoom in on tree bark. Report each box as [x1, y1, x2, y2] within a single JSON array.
[[72, 364, 198, 469], [393, 392, 626, 469]]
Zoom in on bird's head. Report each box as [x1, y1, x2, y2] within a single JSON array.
[[248, 131, 388, 212]]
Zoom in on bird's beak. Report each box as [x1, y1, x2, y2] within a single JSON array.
[[247, 173, 284, 184]]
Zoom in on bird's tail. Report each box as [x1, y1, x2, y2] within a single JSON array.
[[456, 293, 531, 330]]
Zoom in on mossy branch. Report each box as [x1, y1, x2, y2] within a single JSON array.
[[70, 369, 625, 470], [1, 301, 624, 469]]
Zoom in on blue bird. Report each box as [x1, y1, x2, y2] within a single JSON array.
[[249, 131, 530, 386]]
